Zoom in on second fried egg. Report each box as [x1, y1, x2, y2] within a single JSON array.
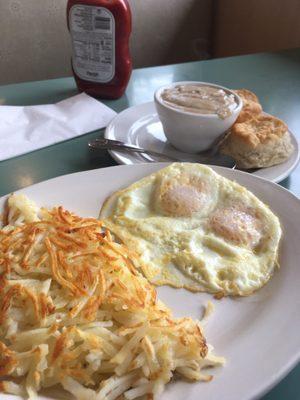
[[100, 163, 281, 296]]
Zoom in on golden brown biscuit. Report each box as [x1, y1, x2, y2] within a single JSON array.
[[232, 115, 287, 146], [235, 89, 260, 104], [234, 89, 262, 123], [221, 115, 294, 169], [236, 104, 262, 123], [236, 101, 262, 123]]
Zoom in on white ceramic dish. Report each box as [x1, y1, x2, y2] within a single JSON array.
[[154, 81, 242, 153], [1, 163, 300, 400], [104, 101, 300, 183]]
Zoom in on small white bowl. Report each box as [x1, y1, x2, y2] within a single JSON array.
[[154, 81, 242, 153]]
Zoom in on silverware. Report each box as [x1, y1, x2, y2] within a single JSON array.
[[89, 138, 178, 160], [88, 138, 236, 168]]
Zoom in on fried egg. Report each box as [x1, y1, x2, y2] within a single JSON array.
[[100, 163, 281, 296]]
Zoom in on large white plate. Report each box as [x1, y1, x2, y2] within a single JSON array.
[[105, 102, 300, 183], [1, 164, 300, 400]]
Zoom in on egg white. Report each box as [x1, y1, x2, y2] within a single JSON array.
[[100, 163, 281, 296]]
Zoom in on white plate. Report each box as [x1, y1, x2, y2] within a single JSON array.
[[1, 164, 300, 400], [105, 101, 300, 183]]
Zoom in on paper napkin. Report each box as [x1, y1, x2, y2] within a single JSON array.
[[0, 93, 117, 161]]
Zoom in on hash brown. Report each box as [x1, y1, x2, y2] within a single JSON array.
[[0, 194, 223, 400]]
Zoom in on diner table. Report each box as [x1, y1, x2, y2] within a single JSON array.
[[0, 48, 300, 399]]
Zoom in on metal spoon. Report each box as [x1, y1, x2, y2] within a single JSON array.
[[88, 138, 236, 168]]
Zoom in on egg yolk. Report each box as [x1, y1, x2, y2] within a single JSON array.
[[209, 206, 262, 248], [158, 176, 207, 217]]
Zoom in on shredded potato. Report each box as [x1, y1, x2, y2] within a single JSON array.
[[0, 194, 224, 400]]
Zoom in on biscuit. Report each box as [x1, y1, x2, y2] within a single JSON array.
[[234, 89, 262, 123], [232, 115, 287, 146], [236, 102, 262, 123], [235, 89, 260, 104], [221, 115, 294, 169]]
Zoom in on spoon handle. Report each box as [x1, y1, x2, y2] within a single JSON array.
[[88, 138, 236, 168], [88, 138, 179, 161]]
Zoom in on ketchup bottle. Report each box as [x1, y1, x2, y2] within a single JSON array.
[[67, 0, 132, 99]]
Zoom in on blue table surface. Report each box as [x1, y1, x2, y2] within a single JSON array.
[[0, 48, 299, 399]]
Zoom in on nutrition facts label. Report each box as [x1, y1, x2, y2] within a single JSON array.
[[69, 5, 115, 83]]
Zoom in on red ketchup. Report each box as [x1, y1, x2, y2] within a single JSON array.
[[67, 0, 132, 99]]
